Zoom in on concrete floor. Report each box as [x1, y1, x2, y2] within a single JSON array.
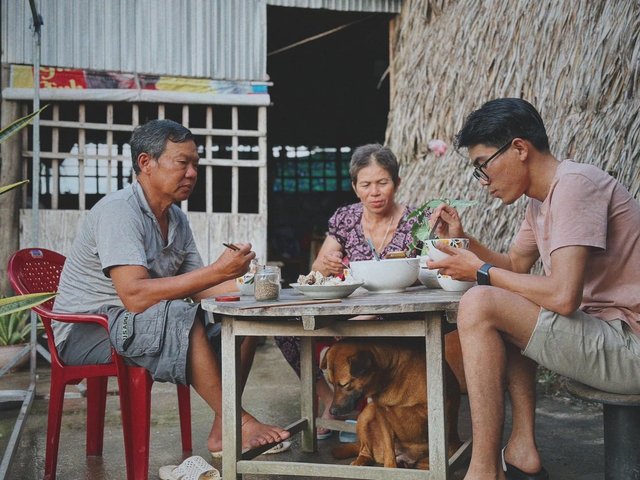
[[0, 337, 605, 479]]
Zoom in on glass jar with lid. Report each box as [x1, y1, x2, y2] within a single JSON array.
[[254, 265, 281, 301]]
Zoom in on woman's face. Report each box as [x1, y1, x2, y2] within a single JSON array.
[[352, 163, 399, 215]]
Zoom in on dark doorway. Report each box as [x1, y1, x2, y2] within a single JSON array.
[[266, 6, 393, 282]]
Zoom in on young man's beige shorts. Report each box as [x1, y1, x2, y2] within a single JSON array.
[[523, 307, 640, 394]]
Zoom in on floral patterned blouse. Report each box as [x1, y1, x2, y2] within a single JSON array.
[[328, 203, 424, 261]]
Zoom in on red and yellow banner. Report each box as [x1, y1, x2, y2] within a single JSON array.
[[11, 65, 267, 95]]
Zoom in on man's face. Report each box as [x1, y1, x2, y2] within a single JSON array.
[[148, 139, 199, 203], [468, 142, 525, 205]]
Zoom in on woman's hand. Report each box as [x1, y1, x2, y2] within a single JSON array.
[[431, 204, 466, 239], [311, 236, 345, 277], [322, 250, 346, 277]]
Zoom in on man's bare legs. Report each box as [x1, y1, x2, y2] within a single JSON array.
[[186, 319, 290, 452], [457, 287, 542, 480]]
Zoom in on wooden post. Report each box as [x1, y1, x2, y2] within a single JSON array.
[[0, 65, 23, 296], [425, 311, 449, 477], [221, 315, 242, 480], [300, 332, 318, 453]]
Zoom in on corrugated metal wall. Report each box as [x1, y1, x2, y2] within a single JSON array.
[[2, 0, 400, 82], [263, 0, 401, 12], [2, 0, 267, 81]]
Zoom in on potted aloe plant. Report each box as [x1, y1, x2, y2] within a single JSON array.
[[0, 297, 49, 371], [0, 106, 55, 371]]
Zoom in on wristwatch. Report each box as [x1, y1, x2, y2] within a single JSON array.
[[477, 263, 494, 286]]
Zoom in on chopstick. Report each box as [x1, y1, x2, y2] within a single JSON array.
[[428, 217, 441, 240], [239, 299, 342, 310], [366, 238, 380, 261], [223, 242, 240, 251]]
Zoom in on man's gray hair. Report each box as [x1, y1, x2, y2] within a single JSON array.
[[130, 119, 195, 174]]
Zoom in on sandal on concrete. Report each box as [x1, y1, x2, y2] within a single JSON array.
[[159, 455, 221, 480], [317, 429, 333, 440], [501, 446, 550, 480], [210, 440, 292, 459], [263, 441, 292, 454]]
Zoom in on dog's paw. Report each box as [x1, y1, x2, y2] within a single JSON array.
[[352, 456, 374, 467]]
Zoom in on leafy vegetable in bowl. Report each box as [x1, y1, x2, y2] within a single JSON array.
[[407, 198, 478, 256]]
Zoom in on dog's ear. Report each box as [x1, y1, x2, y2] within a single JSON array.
[[320, 346, 330, 370], [349, 351, 373, 377]]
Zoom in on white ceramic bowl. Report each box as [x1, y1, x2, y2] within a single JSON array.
[[349, 257, 420, 294], [235, 274, 255, 295], [423, 238, 470, 262], [418, 256, 441, 289], [436, 272, 475, 292]]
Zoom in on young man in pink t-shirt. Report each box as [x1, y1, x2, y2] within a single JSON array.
[[427, 98, 640, 480]]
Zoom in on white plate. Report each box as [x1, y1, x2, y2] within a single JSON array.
[[290, 281, 365, 300]]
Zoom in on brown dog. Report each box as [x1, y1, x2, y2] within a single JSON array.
[[321, 337, 462, 469]]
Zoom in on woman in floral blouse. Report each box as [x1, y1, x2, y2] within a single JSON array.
[[275, 143, 423, 438]]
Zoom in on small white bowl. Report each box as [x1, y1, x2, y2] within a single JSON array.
[[235, 274, 255, 295], [349, 257, 420, 294], [423, 238, 470, 262], [436, 273, 475, 292], [418, 256, 441, 289]]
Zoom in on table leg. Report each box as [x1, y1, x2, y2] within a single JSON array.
[[300, 334, 318, 453], [221, 315, 242, 480], [426, 312, 449, 478]]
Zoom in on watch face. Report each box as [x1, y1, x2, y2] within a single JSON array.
[[477, 264, 492, 286]]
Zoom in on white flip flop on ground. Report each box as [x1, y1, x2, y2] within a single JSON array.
[[159, 455, 221, 480]]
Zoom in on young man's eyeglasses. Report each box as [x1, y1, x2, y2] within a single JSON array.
[[472, 139, 514, 182]]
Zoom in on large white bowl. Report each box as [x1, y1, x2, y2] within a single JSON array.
[[349, 257, 420, 294], [418, 256, 441, 289], [423, 238, 470, 262], [436, 273, 475, 292], [290, 281, 365, 300]]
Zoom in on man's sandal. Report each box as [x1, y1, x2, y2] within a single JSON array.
[[210, 440, 292, 459], [501, 446, 550, 480]]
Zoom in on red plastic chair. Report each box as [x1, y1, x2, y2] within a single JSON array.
[[8, 248, 192, 480]]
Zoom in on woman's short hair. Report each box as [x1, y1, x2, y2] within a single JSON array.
[[349, 143, 400, 186], [454, 98, 550, 153], [130, 119, 195, 174]]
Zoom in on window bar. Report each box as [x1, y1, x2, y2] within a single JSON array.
[[158, 104, 165, 120], [51, 105, 60, 209], [205, 106, 213, 214], [21, 105, 29, 208], [258, 106, 267, 216], [106, 104, 114, 194], [231, 106, 239, 214], [78, 104, 86, 211], [132, 103, 139, 127], [181, 105, 189, 213]]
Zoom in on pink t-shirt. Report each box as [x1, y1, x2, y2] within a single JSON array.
[[514, 160, 640, 336]]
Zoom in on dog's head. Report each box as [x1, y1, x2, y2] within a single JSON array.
[[320, 341, 379, 416]]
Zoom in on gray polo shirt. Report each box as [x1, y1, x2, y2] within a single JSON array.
[[53, 181, 204, 346]]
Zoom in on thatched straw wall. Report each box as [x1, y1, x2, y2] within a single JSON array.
[[387, 0, 640, 255]]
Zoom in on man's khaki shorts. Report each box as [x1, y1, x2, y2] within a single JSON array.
[[523, 308, 640, 394]]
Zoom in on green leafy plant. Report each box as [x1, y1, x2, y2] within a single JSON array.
[[0, 105, 54, 343], [0, 294, 54, 346], [407, 198, 478, 255]]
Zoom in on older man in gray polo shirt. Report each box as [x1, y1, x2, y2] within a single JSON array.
[[54, 119, 290, 455]]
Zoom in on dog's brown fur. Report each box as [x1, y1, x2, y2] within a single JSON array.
[[321, 337, 462, 469]]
